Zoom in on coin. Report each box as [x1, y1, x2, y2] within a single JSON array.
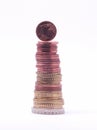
[[34, 99, 64, 104], [36, 56, 59, 60], [37, 41, 58, 46], [36, 62, 60, 65], [36, 21, 57, 41], [36, 52, 56, 55], [37, 43, 57, 49], [36, 81, 61, 85], [35, 86, 61, 91], [37, 68, 61, 73], [37, 48, 57, 53], [37, 70, 61, 73], [37, 71, 61, 74], [36, 58, 60, 62], [34, 90, 62, 94], [33, 104, 63, 109], [35, 83, 61, 87], [34, 90, 62, 97], [37, 76, 61, 82], [36, 65, 59, 69], [37, 74, 61, 79]]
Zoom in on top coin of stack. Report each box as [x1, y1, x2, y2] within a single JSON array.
[[36, 21, 57, 41], [32, 21, 64, 114]]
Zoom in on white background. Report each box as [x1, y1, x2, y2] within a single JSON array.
[[0, 0, 97, 129]]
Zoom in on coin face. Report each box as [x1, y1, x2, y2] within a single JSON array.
[[36, 21, 57, 41]]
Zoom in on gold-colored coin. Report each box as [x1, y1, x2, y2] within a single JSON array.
[[34, 94, 62, 98], [34, 106, 63, 109], [34, 102, 64, 105], [34, 91, 62, 98], [36, 80, 61, 85], [37, 74, 62, 79], [35, 83, 61, 88], [36, 72, 61, 76], [37, 76, 62, 82], [37, 73, 61, 77], [34, 97, 61, 100], [34, 90, 62, 94], [33, 104, 63, 109], [33, 97, 64, 104], [34, 95, 62, 98], [34, 101, 64, 105], [34, 98, 64, 102]]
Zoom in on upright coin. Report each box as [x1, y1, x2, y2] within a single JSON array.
[[36, 21, 57, 41]]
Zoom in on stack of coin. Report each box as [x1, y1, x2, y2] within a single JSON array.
[[32, 21, 64, 114], [32, 41, 64, 114]]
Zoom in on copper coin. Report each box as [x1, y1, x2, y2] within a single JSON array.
[[37, 49, 57, 53], [37, 46, 57, 50], [37, 41, 58, 46], [35, 83, 62, 88], [36, 59, 60, 62], [37, 43, 57, 48], [36, 57, 59, 60], [37, 67, 60, 70], [36, 52, 56, 55], [37, 47, 57, 51], [37, 48, 57, 53], [37, 62, 60, 66], [37, 60, 60, 63], [37, 42, 57, 47], [36, 55, 59, 59], [36, 72, 60, 76], [36, 65, 59, 69], [36, 53, 58, 56], [36, 62, 60, 66], [37, 69, 61, 73], [35, 86, 61, 91], [36, 21, 57, 41]]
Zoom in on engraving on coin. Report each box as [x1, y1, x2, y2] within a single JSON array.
[[36, 21, 57, 41]]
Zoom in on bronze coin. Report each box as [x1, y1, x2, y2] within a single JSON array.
[[35, 83, 62, 88], [35, 86, 61, 91], [37, 42, 57, 49], [37, 48, 57, 53], [36, 51, 57, 55], [36, 65, 59, 69], [36, 21, 57, 41], [37, 41, 58, 46], [36, 55, 59, 59], [37, 70, 61, 73], [36, 58, 60, 64]]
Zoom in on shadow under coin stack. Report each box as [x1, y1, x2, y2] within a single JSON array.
[[32, 21, 64, 114]]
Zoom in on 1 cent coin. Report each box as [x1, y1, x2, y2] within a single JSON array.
[[36, 21, 57, 41]]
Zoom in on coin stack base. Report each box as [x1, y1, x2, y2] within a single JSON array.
[[32, 108, 64, 115]]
